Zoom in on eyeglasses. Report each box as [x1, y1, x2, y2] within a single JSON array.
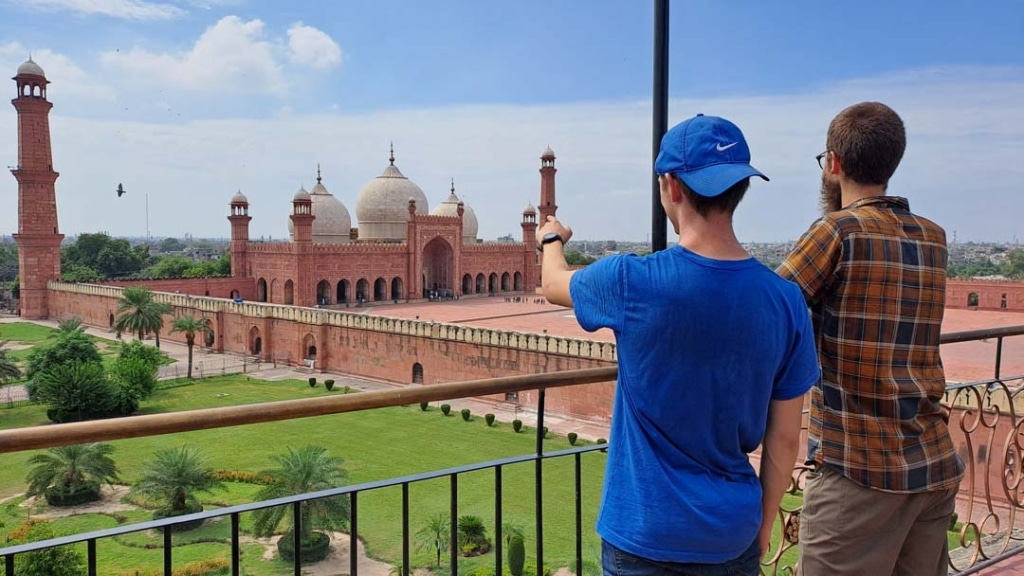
[[815, 151, 829, 169]]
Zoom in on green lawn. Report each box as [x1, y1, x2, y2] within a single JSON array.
[[0, 323, 58, 344]]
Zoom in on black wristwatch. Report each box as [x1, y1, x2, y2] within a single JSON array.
[[540, 232, 564, 249]]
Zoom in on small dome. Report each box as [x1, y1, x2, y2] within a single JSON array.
[[289, 173, 352, 244], [17, 58, 45, 77], [523, 202, 536, 215], [541, 146, 555, 159], [231, 190, 248, 204], [431, 184, 479, 244], [355, 151, 429, 241], [293, 186, 311, 202]]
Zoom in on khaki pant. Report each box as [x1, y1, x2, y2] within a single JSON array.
[[797, 466, 957, 576]]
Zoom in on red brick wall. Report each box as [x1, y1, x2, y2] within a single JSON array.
[[947, 279, 1024, 312], [102, 277, 255, 300]]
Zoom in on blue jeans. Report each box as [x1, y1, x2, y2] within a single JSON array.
[[602, 539, 761, 576]]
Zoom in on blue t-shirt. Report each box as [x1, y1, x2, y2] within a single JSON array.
[[570, 245, 819, 563]]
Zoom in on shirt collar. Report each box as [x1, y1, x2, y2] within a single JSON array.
[[847, 195, 910, 211]]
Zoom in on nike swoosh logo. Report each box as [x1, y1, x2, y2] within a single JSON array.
[[716, 142, 738, 152]]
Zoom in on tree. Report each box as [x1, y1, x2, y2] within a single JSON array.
[[0, 341, 20, 383], [54, 318, 84, 336], [130, 445, 224, 518], [158, 237, 187, 253], [2, 520, 85, 576], [170, 315, 213, 379], [25, 330, 102, 400], [416, 513, 451, 568], [62, 233, 146, 279], [457, 515, 491, 555], [251, 445, 350, 556], [1003, 249, 1024, 279], [25, 443, 119, 505], [143, 256, 193, 279], [564, 250, 597, 266], [33, 362, 111, 422], [107, 356, 158, 414], [114, 287, 170, 348]]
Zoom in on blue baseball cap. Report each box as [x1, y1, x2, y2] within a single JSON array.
[[654, 114, 768, 197]]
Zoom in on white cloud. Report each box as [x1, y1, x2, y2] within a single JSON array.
[[0, 42, 115, 102], [0, 66, 1021, 245], [287, 22, 342, 70], [16, 0, 185, 20], [100, 16, 286, 94]]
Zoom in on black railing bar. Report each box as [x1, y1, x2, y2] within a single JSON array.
[[402, 483, 410, 576], [293, 501, 302, 575], [944, 375, 1024, 392], [87, 538, 96, 576], [0, 366, 618, 454], [940, 325, 1024, 344], [996, 336, 1004, 380], [574, 452, 583, 576], [351, 492, 359, 576], [231, 512, 240, 576], [536, 388, 546, 576], [953, 542, 1024, 575], [163, 526, 172, 576], [450, 474, 458, 576], [495, 465, 503, 576], [0, 444, 610, 556]]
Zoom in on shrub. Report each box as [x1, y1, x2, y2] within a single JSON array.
[[568, 432, 578, 445], [35, 361, 113, 422], [949, 511, 960, 531], [441, 404, 451, 416], [507, 533, 525, 576], [461, 408, 471, 421], [4, 520, 85, 576], [596, 438, 607, 444], [153, 499, 205, 532], [512, 419, 523, 433], [308, 377, 317, 388], [420, 402, 429, 411], [277, 530, 331, 564], [324, 379, 335, 391], [43, 482, 102, 507], [541, 426, 549, 439], [485, 413, 496, 427], [25, 329, 103, 399]]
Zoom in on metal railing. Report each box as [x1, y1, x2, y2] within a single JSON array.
[[3, 328, 1024, 575]]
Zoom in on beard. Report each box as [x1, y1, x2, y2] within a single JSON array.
[[819, 174, 842, 215]]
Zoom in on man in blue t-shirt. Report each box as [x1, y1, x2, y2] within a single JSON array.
[[537, 114, 819, 576]]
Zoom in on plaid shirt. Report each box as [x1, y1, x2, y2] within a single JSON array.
[[778, 196, 964, 493]]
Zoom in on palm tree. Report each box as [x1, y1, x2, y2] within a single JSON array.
[[114, 287, 171, 349], [25, 443, 120, 505], [130, 444, 223, 517], [0, 341, 20, 383], [416, 513, 451, 568], [169, 315, 213, 379], [251, 445, 350, 551], [54, 318, 84, 336]]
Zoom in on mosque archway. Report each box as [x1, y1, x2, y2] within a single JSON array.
[[316, 280, 331, 306], [475, 273, 485, 294], [412, 362, 424, 384], [391, 277, 404, 301], [422, 237, 454, 298], [356, 279, 369, 303], [302, 333, 317, 365], [514, 272, 523, 291], [337, 280, 349, 303], [462, 274, 473, 295], [501, 272, 510, 292], [249, 326, 262, 356], [203, 319, 215, 348], [968, 292, 979, 307], [108, 313, 114, 328], [373, 278, 387, 301], [488, 273, 498, 294], [284, 280, 294, 305], [256, 278, 268, 302]]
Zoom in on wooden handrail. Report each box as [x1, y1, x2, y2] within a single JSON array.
[[0, 366, 618, 454]]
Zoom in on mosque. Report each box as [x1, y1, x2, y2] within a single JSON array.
[[229, 143, 558, 309]]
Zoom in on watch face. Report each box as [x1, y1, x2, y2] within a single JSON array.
[[542, 233, 562, 244]]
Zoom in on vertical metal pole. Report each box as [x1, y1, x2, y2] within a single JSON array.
[[995, 336, 1004, 380], [293, 503, 302, 576], [402, 483, 411, 576], [231, 513, 240, 576], [651, 0, 670, 252], [350, 493, 359, 576], [574, 453, 583, 576], [163, 526, 172, 576], [450, 475, 459, 576], [495, 466, 504, 576], [535, 388, 546, 575], [87, 539, 97, 576]]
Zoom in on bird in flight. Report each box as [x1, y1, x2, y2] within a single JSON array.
[[116, 183, 126, 197]]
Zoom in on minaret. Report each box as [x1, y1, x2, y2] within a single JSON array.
[[11, 57, 63, 319], [521, 203, 539, 289], [289, 187, 314, 306], [539, 146, 557, 224], [228, 190, 251, 277]]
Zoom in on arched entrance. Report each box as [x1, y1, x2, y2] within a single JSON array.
[[316, 280, 331, 306], [282, 278, 294, 305], [514, 271, 523, 291], [968, 292, 979, 307], [374, 278, 387, 301], [256, 278, 268, 302], [249, 326, 262, 356], [230, 289, 240, 299], [475, 273, 485, 294], [391, 277, 403, 301], [462, 274, 473, 295], [302, 333, 317, 367], [488, 273, 498, 294], [356, 278, 369, 303], [108, 313, 114, 327], [501, 272, 510, 291], [422, 237, 454, 298], [337, 280, 349, 303], [203, 319, 215, 348], [412, 362, 424, 384]]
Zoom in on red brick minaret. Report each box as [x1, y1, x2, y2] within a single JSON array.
[[228, 190, 251, 277], [289, 187, 314, 306], [11, 58, 63, 319], [539, 146, 557, 224], [521, 202, 539, 289]]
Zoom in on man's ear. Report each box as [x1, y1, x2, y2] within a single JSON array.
[[829, 153, 843, 177], [667, 176, 683, 204]]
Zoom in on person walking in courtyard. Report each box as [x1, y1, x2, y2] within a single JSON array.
[[538, 114, 819, 575], [778, 102, 964, 576]]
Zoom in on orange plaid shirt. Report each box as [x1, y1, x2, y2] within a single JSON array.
[[778, 196, 964, 492]]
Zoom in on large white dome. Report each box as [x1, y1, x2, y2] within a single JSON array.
[[355, 153, 428, 241], [288, 174, 352, 244], [431, 184, 478, 244]]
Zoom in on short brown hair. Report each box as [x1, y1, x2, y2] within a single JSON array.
[[675, 176, 750, 218], [826, 102, 906, 186]]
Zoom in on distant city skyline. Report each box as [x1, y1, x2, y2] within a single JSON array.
[[0, 1, 1021, 243]]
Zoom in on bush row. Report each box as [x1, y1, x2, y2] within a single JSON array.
[[417, 404, 607, 446]]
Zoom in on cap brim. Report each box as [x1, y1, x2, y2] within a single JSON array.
[[678, 163, 769, 198]]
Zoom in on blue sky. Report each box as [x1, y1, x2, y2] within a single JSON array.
[[0, 0, 1022, 243]]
